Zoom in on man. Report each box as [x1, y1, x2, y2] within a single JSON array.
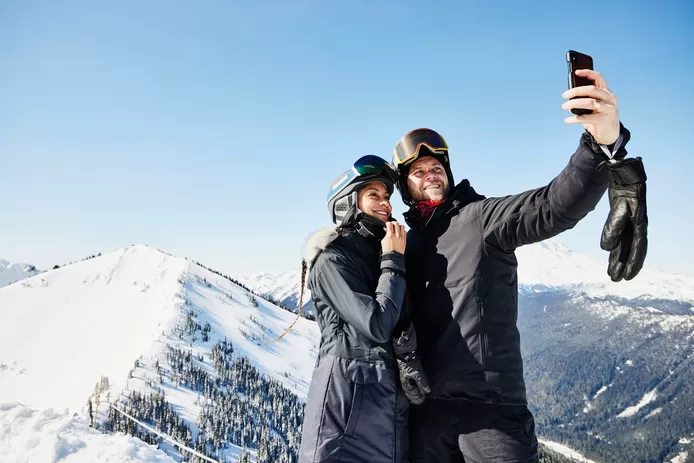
[[391, 69, 631, 462]]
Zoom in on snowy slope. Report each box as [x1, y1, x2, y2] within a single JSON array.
[[238, 269, 312, 316], [538, 439, 598, 463], [172, 260, 319, 399], [0, 403, 175, 463], [0, 245, 187, 411], [0, 244, 319, 415], [0, 259, 40, 288], [243, 238, 694, 308]]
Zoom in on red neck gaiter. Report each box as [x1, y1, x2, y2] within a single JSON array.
[[415, 200, 446, 219]]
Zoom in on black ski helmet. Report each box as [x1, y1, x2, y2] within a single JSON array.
[[391, 128, 455, 206], [327, 155, 398, 226]]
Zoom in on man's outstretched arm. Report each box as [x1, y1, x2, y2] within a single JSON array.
[[478, 69, 632, 251]]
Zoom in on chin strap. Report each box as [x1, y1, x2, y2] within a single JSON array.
[[355, 214, 388, 240]]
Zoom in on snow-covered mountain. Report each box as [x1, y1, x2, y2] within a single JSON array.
[[518, 288, 694, 463], [241, 238, 694, 310], [3, 241, 693, 463], [238, 270, 316, 320], [240, 270, 308, 310], [0, 259, 40, 289], [0, 245, 319, 462], [515, 239, 694, 302]]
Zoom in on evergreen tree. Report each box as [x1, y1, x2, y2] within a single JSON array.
[[87, 399, 93, 425]]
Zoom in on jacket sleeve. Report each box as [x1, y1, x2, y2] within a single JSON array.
[[479, 125, 630, 251], [312, 250, 406, 344]]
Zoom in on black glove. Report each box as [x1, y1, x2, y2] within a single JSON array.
[[599, 156, 648, 282], [392, 323, 431, 405]]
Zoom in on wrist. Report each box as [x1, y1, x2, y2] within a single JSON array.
[[381, 251, 406, 275]]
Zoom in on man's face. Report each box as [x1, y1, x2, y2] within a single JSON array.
[[406, 156, 450, 202]]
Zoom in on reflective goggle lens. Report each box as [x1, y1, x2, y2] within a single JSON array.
[[327, 155, 396, 202], [393, 128, 448, 166], [353, 155, 396, 181]]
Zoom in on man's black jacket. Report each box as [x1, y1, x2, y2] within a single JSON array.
[[403, 127, 630, 404]]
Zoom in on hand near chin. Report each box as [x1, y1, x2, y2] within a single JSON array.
[[382, 221, 406, 254]]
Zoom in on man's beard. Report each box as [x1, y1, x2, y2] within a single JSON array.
[[410, 183, 449, 202]]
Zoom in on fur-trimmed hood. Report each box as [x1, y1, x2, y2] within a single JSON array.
[[303, 227, 340, 266]]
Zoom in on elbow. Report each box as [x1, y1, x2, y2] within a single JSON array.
[[369, 310, 404, 344], [366, 320, 393, 344]]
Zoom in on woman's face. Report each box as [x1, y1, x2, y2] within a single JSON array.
[[358, 181, 392, 223]]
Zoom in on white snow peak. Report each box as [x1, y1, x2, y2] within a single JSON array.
[[515, 239, 694, 302], [0, 245, 186, 411], [0, 244, 319, 414], [0, 259, 40, 289]]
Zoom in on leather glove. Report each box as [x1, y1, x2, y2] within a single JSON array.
[[599, 156, 648, 282], [392, 323, 431, 405]]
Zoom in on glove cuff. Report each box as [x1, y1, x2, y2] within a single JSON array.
[[381, 251, 406, 277], [393, 324, 421, 362], [599, 157, 647, 185]]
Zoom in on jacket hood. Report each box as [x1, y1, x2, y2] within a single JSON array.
[[449, 179, 486, 209]]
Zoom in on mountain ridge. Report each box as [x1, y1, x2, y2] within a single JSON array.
[[239, 237, 694, 311]]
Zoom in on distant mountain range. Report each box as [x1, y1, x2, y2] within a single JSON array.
[[0, 259, 40, 289]]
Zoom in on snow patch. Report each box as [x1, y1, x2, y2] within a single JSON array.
[[583, 394, 593, 413], [680, 438, 691, 445], [671, 452, 688, 463], [593, 384, 609, 399], [0, 402, 175, 463], [538, 439, 598, 463], [645, 408, 662, 418], [617, 388, 658, 418]]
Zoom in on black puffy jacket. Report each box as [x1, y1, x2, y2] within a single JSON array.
[[403, 128, 630, 405]]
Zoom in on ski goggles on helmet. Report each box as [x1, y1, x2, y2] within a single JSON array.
[[392, 128, 449, 167], [327, 155, 397, 203]]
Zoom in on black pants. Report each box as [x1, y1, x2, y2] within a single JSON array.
[[409, 399, 538, 463]]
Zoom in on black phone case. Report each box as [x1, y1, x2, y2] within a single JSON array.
[[567, 50, 594, 115]]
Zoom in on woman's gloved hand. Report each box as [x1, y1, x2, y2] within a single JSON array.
[[392, 323, 431, 405]]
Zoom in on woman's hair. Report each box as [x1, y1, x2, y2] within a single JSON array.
[[259, 259, 308, 344], [297, 259, 308, 314]]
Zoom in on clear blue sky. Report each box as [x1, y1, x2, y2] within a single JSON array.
[[2, 0, 693, 277]]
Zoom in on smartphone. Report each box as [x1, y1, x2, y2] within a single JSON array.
[[566, 50, 594, 115]]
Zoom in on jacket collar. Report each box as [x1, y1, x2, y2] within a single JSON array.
[[303, 226, 380, 268], [403, 179, 486, 230]]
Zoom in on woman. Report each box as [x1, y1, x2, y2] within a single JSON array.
[[298, 155, 430, 463]]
